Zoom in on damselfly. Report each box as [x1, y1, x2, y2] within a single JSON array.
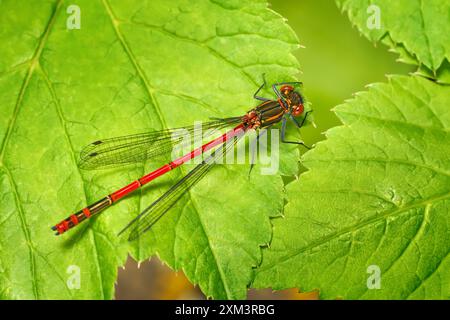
[[52, 78, 312, 240]]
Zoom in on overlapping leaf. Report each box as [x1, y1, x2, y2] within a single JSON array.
[[254, 75, 450, 299], [336, 0, 450, 83], [0, 0, 301, 299]]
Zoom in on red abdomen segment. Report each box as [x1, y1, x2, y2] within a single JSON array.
[[52, 196, 113, 234], [52, 124, 245, 235]]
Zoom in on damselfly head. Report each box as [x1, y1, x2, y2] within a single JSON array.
[[280, 85, 305, 117], [292, 102, 305, 116]]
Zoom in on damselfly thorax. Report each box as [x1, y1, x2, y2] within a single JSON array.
[[243, 85, 305, 129]]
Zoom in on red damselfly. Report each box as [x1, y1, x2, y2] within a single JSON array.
[[52, 78, 312, 240]]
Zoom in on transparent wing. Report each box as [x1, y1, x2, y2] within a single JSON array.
[[79, 117, 242, 170], [118, 133, 244, 241]]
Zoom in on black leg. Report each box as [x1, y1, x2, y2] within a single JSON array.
[[271, 84, 287, 111], [271, 84, 283, 100], [289, 110, 312, 128], [253, 74, 270, 102], [248, 128, 269, 179], [281, 116, 311, 149], [298, 110, 312, 128]]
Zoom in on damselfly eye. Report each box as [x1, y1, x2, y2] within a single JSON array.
[[280, 85, 294, 96], [292, 104, 304, 116]]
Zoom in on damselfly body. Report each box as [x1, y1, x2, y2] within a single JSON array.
[[52, 78, 311, 240]]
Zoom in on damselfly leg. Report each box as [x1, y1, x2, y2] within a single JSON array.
[[253, 74, 270, 102], [290, 110, 313, 129], [280, 115, 311, 149], [248, 127, 270, 179]]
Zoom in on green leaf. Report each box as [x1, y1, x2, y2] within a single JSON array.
[[253, 75, 450, 299], [335, 0, 450, 82], [0, 0, 300, 299]]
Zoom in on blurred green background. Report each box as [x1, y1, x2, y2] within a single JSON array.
[[116, 0, 412, 299], [273, 0, 412, 146]]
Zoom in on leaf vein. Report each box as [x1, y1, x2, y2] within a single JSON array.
[[38, 65, 108, 298], [259, 191, 450, 272], [118, 20, 260, 88], [2, 165, 39, 299], [336, 110, 450, 133], [308, 157, 450, 179], [187, 192, 233, 298], [0, 0, 63, 161]]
